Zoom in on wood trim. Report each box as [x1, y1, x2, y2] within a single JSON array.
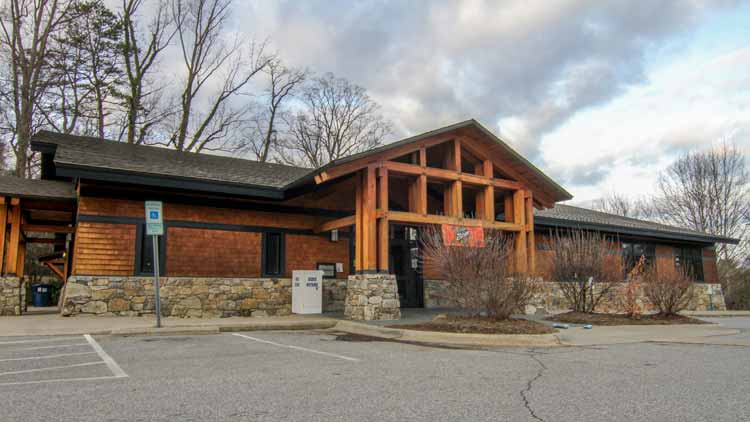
[[363, 166, 377, 270], [22, 224, 75, 234], [4, 203, 20, 275], [355, 172, 363, 271], [382, 161, 523, 190], [384, 211, 522, 231], [0, 203, 6, 274], [513, 190, 527, 273], [525, 192, 536, 273], [314, 215, 356, 233]]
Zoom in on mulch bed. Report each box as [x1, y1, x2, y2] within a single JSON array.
[[388, 315, 556, 335], [546, 311, 710, 326]]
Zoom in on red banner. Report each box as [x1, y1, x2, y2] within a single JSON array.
[[442, 224, 485, 247]]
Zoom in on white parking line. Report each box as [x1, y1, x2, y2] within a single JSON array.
[[0, 337, 81, 345], [232, 333, 360, 362], [0, 351, 96, 362], [0, 361, 105, 376], [84, 335, 128, 378], [11, 343, 89, 352], [0, 376, 121, 387]]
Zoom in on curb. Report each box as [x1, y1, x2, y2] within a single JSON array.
[[333, 320, 561, 348], [108, 319, 338, 337]]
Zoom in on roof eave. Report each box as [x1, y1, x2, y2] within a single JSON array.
[[535, 216, 740, 245]]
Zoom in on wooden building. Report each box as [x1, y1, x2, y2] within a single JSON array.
[[0, 120, 736, 317]]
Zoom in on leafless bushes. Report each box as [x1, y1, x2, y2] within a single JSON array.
[[421, 228, 538, 320], [642, 267, 696, 316], [546, 230, 621, 313]]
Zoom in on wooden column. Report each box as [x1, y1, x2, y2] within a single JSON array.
[[362, 166, 377, 271], [355, 172, 363, 272], [504, 193, 514, 223], [4, 198, 21, 275], [377, 166, 389, 272], [480, 160, 494, 221], [513, 190, 528, 273], [525, 191, 536, 273], [0, 198, 6, 274]]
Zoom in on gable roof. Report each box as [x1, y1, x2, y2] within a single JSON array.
[[303, 119, 572, 204], [0, 175, 75, 201], [535, 204, 739, 245], [32, 131, 311, 199]]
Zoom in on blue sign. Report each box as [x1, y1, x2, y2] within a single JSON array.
[[144, 201, 164, 235]]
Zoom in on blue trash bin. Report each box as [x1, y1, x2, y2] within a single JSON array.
[[32, 284, 53, 307]]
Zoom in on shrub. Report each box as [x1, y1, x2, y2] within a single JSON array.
[[620, 256, 647, 319], [421, 228, 539, 320], [546, 230, 621, 313], [642, 267, 696, 316]]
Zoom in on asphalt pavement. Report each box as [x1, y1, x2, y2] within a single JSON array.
[[1, 319, 749, 421]]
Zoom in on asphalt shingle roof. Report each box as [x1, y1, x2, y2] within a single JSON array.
[[32, 131, 312, 190], [0, 175, 75, 200], [535, 204, 738, 245]]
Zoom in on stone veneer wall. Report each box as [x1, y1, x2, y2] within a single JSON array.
[[424, 279, 727, 314], [344, 274, 401, 320], [61, 276, 348, 317], [0, 277, 24, 316]]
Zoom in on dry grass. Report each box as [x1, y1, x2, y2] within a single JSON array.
[[546, 311, 710, 326], [389, 315, 556, 335]]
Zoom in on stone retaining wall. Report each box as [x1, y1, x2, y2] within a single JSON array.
[[424, 279, 727, 313], [344, 274, 401, 320], [0, 277, 24, 316], [61, 276, 348, 317]]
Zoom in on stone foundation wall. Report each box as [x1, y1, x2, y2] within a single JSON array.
[[344, 274, 401, 320], [61, 276, 348, 317], [0, 277, 23, 316], [424, 278, 727, 314]]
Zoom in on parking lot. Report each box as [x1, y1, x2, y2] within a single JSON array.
[[2, 322, 750, 422]]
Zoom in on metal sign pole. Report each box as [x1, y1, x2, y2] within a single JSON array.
[[152, 234, 161, 328]]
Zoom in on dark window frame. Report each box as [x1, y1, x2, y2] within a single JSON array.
[[675, 246, 704, 282], [317, 262, 337, 279], [261, 231, 285, 277], [134, 223, 166, 276], [621, 241, 656, 275]]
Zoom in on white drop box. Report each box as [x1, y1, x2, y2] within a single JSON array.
[[292, 270, 323, 314]]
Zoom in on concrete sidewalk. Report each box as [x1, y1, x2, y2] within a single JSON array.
[[0, 313, 337, 337]]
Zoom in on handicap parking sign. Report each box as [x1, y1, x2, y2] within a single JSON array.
[[145, 201, 163, 235]]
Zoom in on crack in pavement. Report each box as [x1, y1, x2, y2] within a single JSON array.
[[520, 348, 547, 422]]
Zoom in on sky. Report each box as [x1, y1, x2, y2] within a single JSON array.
[[230, 0, 750, 204]]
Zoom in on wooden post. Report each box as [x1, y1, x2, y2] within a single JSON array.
[[5, 198, 21, 275], [355, 172, 363, 272], [525, 192, 536, 273], [513, 190, 527, 273], [452, 139, 461, 171], [504, 193, 514, 223], [481, 160, 494, 221], [0, 198, 6, 274], [377, 167, 389, 272], [16, 240, 26, 278], [363, 166, 377, 271]]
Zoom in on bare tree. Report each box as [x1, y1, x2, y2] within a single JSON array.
[[0, 0, 73, 177], [167, 0, 270, 153], [593, 192, 654, 220], [278, 73, 391, 168], [654, 144, 749, 263], [118, 0, 174, 145], [245, 58, 306, 162]]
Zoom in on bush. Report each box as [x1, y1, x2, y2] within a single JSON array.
[[421, 228, 538, 320], [546, 230, 621, 313], [642, 268, 695, 316]]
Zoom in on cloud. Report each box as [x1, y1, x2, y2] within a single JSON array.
[[234, 0, 725, 165]]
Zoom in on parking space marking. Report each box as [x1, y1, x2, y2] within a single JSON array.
[[232, 333, 360, 362], [0, 351, 96, 362], [0, 361, 105, 377], [12, 343, 89, 352], [84, 335, 128, 378], [0, 337, 81, 345], [0, 376, 119, 387]]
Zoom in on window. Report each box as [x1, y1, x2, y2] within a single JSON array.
[[675, 247, 704, 281], [262, 232, 284, 276], [621, 242, 655, 275], [136, 224, 165, 275]]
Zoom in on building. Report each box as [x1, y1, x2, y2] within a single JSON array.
[[0, 120, 737, 318]]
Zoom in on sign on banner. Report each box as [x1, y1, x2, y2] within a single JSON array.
[[442, 224, 485, 247]]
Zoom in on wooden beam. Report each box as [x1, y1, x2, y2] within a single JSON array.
[[0, 202, 6, 274], [363, 166, 377, 271], [45, 262, 65, 281], [382, 161, 523, 190], [377, 166, 389, 272], [384, 211, 523, 231], [525, 192, 536, 273], [4, 204, 20, 275], [25, 237, 66, 245], [314, 215, 356, 233], [513, 190, 527, 273], [22, 224, 75, 234], [355, 171, 363, 271]]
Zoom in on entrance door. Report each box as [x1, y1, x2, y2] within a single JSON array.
[[390, 225, 423, 308]]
